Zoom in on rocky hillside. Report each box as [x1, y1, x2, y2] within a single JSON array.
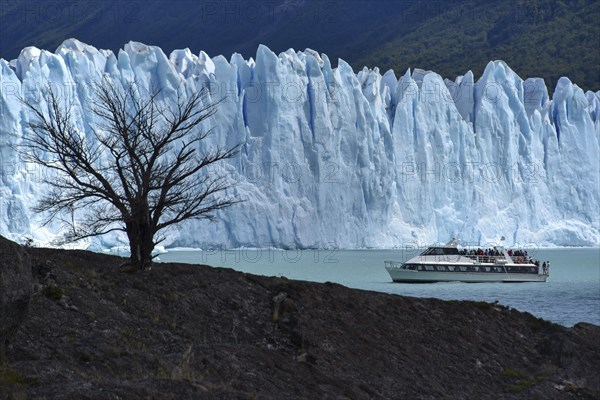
[[1, 237, 599, 399]]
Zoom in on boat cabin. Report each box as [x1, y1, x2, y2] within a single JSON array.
[[420, 246, 460, 256]]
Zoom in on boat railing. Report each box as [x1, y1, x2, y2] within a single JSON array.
[[465, 255, 506, 264], [510, 256, 536, 265]]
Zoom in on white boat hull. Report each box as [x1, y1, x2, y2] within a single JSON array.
[[385, 267, 548, 283], [384, 240, 550, 283]]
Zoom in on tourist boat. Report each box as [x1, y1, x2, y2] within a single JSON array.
[[384, 239, 550, 283]]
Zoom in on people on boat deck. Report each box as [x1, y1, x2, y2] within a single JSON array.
[[542, 261, 550, 275], [458, 247, 545, 268], [460, 248, 503, 257], [508, 249, 528, 257]]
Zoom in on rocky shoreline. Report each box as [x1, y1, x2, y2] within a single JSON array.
[[1, 236, 599, 399]]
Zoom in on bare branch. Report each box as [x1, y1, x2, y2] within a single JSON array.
[[19, 79, 241, 269]]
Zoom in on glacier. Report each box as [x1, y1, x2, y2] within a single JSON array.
[[0, 39, 598, 249]]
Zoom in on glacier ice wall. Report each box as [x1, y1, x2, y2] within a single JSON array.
[[0, 39, 598, 249]]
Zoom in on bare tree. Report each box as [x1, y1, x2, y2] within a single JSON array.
[[20, 79, 240, 269]]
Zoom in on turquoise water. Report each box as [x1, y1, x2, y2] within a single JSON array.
[[158, 248, 600, 327]]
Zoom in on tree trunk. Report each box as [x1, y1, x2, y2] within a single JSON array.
[[125, 209, 155, 270]]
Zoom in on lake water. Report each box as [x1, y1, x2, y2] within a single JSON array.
[[158, 248, 600, 327]]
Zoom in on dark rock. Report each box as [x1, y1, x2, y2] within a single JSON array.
[[0, 236, 32, 364], [271, 291, 288, 322]]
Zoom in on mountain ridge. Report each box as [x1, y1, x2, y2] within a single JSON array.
[[1, 0, 598, 92]]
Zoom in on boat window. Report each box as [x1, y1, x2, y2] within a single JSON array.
[[421, 247, 460, 256]]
